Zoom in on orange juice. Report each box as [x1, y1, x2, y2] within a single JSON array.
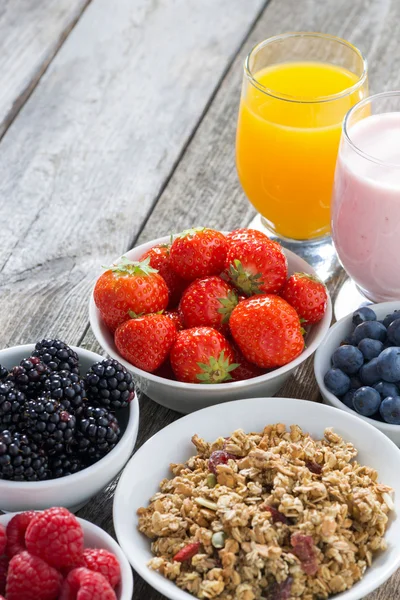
[[236, 62, 365, 240]]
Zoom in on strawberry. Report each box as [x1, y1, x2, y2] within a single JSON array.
[[94, 257, 169, 332], [170, 327, 238, 384], [280, 272, 328, 324], [170, 228, 228, 281], [115, 314, 177, 372], [229, 295, 305, 368], [230, 344, 265, 381], [164, 310, 184, 331], [225, 229, 287, 295], [226, 228, 268, 243], [139, 244, 187, 308], [179, 276, 238, 332]]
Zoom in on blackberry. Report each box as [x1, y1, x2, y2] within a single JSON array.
[[0, 381, 26, 432], [84, 358, 135, 411], [11, 357, 50, 398], [44, 371, 86, 415], [76, 405, 120, 464], [0, 430, 48, 481], [0, 365, 8, 381], [49, 452, 84, 478], [22, 398, 76, 455], [32, 339, 79, 374]]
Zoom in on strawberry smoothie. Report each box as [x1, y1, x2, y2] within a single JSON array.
[[332, 111, 400, 302]]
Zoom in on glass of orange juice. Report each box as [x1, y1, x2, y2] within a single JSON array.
[[236, 32, 368, 245]]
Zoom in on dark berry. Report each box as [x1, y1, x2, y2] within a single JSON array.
[[387, 320, 400, 346], [49, 452, 84, 478], [353, 386, 381, 417], [383, 311, 400, 328], [0, 381, 26, 432], [352, 306, 376, 327], [44, 371, 86, 415], [342, 389, 357, 409], [84, 359, 135, 411], [377, 347, 400, 383], [359, 357, 381, 386], [76, 406, 120, 464], [331, 345, 364, 375], [380, 396, 400, 424], [10, 357, 50, 398], [0, 430, 48, 481], [32, 340, 79, 374], [324, 368, 350, 396], [358, 338, 384, 361], [22, 398, 76, 455], [349, 376, 362, 390], [0, 365, 8, 381], [353, 321, 387, 345], [373, 381, 400, 399]]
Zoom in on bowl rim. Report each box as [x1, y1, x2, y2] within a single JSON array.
[[113, 396, 400, 600], [89, 233, 333, 392], [0, 343, 139, 489], [315, 300, 400, 433], [0, 512, 134, 600]]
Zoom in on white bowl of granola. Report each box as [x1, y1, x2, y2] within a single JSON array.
[[113, 397, 400, 600]]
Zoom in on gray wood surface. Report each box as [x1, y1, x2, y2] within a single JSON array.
[[0, 0, 91, 138], [1, 0, 400, 598]]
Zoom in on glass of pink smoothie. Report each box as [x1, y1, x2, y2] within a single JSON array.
[[332, 91, 400, 313]]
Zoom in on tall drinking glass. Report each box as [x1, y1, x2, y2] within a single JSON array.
[[236, 33, 368, 253], [332, 91, 400, 318]]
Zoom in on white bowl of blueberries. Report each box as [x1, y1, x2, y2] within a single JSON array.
[[315, 302, 400, 446]]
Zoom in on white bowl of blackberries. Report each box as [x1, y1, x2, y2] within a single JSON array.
[[0, 340, 139, 512], [315, 302, 400, 446]]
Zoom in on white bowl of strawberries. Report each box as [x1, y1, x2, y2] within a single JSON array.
[[90, 228, 332, 413]]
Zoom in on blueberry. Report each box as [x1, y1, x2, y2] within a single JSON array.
[[342, 389, 357, 409], [340, 335, 356, 346], [387, 319, 400, 346], [352, 306, 377, 326], [359, 357, 381, 386], [380, 396, 400, 424], [353, 386, 381, 416], [353, 321, 387, 345], [349, 376, 362, 389], [358, 338, 384, 361], [324, 368, 350, 397], [373, 381, 400, 399], [376, 347, 400, 383], [383, 310, 400, 328], [332, 345, 364, 375]]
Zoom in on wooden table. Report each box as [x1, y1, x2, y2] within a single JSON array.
[[1, 0, 399, 598]]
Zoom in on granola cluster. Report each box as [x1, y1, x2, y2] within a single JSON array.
[[137, 424, 394, 599]]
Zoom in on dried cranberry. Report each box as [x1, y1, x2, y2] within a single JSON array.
[[291, 533, 318, 575], [173, 542, 200, 562], [306, 460, 322, 475], [208, 450, 237, 474], [263, 577, 293, 599], [263, 505, 289, 525]]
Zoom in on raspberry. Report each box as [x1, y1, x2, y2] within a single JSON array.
[[59, 567, 116, 600], [25, 507, 84, 568], [6, 550, 62, 600], [0, 524, 6, 555], [80, 548, 121, 589], [6, 511, 36, 558], [0, 555, 8, 595]]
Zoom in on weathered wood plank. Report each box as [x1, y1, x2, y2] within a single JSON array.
[[0, 0, 265, 349], [0, 0, 91, 138]]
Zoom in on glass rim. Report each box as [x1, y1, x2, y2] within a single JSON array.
[[244, 32, 368, 104], [343, 90, 400, 167]]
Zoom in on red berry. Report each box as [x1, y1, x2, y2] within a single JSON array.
[[230, 295, 304, 368], [25, 507, 84, 569], [230, 345, 265, 381], [6, 511, 36, 558], [94, 257, 169, 332], [140, 244, 187, 308], [172, 542, 201, 563], [115, 314, 177, 373], [164, 309, 185, 331], [208, 450, 237, 474], [280, 272, 328, 324], [225, 229, 287, 295], [0, 556, 8, 595], [59, 567, 116, 600], [6, 551, 62, 600], [170, 228, 228, 281], [225, 228, 268, 243], [291, 533, 318, 576], [0, 524, 6, 556], [170, 327, 238, 384], [79, 548, 121, 589], [179, 276, 238, 332]]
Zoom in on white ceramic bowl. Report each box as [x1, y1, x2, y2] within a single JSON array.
[[0, 344, 139, 512], [113, 397, 400, 600], [315, 301, 400, 446], [89, 234, 332, 413], [0, 512, 133, 599]]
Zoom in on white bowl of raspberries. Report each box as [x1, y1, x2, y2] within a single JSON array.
[[0, 341, 139, 512], [90, 228, 332, 413], [0, 507, 133, 599]]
